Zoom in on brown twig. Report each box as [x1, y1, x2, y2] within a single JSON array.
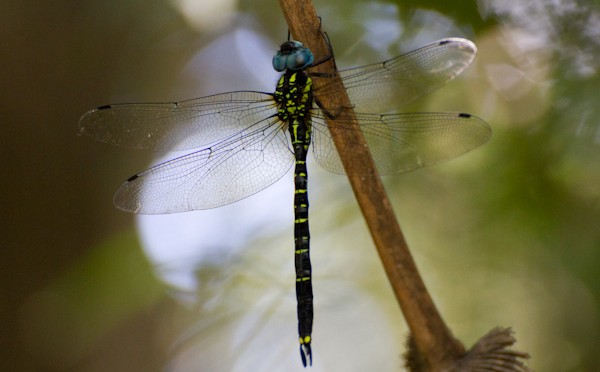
[[277, 0, 463, 369], [277, 1, 530, 370]]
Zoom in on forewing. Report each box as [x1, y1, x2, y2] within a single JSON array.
[[113, 116, 293, 213], [78, 91, 276, 151], [311, 110, 491, 175], [317, 38, 477, 114]]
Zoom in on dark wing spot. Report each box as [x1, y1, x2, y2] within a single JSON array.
[[458, 113, 471, 118], [126, 174, 139, 182]]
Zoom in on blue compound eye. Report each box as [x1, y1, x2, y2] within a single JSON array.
[[287, 48, 314, 70], [272, 53, 287, 72], [272, 41, 315, 72]]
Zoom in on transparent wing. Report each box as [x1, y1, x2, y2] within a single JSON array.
[[78, 91, 276, 151], [311, 110, 491, 175], [315, 38, 477, 114], [113, 116, 293, 214]]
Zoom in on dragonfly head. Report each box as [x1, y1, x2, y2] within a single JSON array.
[[272, 40, 314, 72]]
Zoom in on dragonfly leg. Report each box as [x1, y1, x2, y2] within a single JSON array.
[[314, 95, 347, 120], [308, 17, 336, 69]]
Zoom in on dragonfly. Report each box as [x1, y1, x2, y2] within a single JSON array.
[[79, 37, 491, 367]]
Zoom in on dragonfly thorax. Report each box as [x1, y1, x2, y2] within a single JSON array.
[[274, 71, 314, 124]]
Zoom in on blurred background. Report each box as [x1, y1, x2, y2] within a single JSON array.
[[2, 0, 600, 370]]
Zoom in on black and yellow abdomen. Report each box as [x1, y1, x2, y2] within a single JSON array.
[[274, 70, 315, 367]]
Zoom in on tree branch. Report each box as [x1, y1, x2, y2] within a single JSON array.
[[277, 0, 464, 369], [277, 1, 530, 370]]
